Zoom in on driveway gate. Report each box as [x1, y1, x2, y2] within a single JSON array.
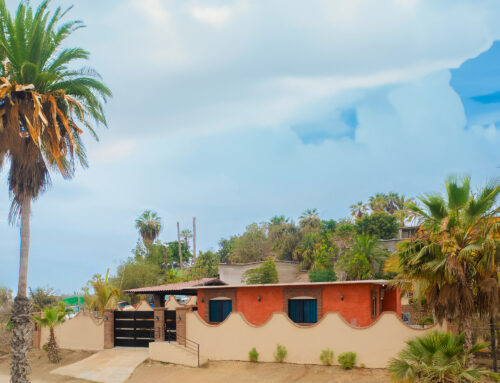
[[114, 311, 154, 347]]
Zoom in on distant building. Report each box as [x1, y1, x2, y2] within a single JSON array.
[[218, 260, 308, 285]]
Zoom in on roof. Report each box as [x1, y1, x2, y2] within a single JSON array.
[[123, 278, 226, 294], [188, 279, 392, 290]]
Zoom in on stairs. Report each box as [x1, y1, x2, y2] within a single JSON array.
[[149, 341, 208, 367]]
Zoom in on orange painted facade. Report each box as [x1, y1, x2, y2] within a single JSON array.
[[197, 283, 401, 328]]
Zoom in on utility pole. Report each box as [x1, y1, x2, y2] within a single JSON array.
[[193, 217, 197, 262], [177, 222, 183, 270]]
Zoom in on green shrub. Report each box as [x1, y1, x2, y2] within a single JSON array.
[[360, 363, 366, 369], [249, 347, 259, 362], [338, 352, 356, 369], [274, 344, 287, 363], [319, 348, 334, 366], [309, 269, 337, 282], [242, 259, 279, 284], [389, 331, 498, 382]]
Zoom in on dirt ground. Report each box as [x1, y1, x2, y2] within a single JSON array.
[[0, 349, 94, 383], [0, 350, 391, 383], [128, 360, 391, 383]]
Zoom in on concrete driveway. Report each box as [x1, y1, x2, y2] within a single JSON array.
[[51, 348, 149, 383]]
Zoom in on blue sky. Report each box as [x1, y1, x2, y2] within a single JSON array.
[[1, 0, 500, 294]]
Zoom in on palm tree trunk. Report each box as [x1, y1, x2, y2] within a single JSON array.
[[491, 315, 498, 372], [47, 328, 60, 363], [11, 198, 32, 383], [464, 316, 474, 367], [193, 217, 196, 262]]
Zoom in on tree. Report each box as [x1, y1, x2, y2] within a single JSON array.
[[229, 223, 270, 263], [336, 235, 387, 280], [0, 287, 12, 307], [269, 221, 302, 261], [180, 229, 192, 249], [29, 287, 57, 312], [269, 215, 289, 226], [217, 237, 235, 264], [84, 270, 120, 317], [241, 259, 279, 284], [0, 2, 110, 381], [391, 176, 500, 361], [135, 210, 162, 247], [389, 331, 497, 382], [187, 250, 220, 279], [355, 211, 398, 239], [32, 302, 73, 363], [299, 208, 320, 229], [349, 201, 368, 219]]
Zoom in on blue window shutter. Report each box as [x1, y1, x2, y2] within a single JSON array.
[[209, 301, 218, 322], [304, 300, 317, 323], [222, 300, 232, 320]]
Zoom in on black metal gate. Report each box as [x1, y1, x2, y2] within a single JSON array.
[[114, 311, 154, 347], [165, 310, 176, 341]]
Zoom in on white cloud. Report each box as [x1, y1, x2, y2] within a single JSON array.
[[190, 6, 232, 26], [129, 0, 169, 24]]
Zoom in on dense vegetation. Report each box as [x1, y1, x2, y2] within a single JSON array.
[[95, 192, 408, 299]]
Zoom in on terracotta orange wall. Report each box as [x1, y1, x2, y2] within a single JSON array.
[[382, 287, 401, 316], [197, 290, 206, 321], [236, 286, 283, 325], [322, 284, 373, 327], [198, 283, 393, 327]]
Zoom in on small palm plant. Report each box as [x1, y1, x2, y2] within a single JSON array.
[[32, 302, 73, 363], [389, 331, 498, 382], [84, 269, 120, 317]]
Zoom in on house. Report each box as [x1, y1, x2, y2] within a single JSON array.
[[125, 278, 401, 328], [195, 280, 401, 327]]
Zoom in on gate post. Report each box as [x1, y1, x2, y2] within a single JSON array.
[[154, 308, 165, 342], [104, 309, 114, 349], [176, 307, 188, 346]]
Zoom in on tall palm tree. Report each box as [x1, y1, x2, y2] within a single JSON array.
[[135, 210, 162, 247], [369, 193, 389, 213], [391, 177, 500, 363], [349, 201, 367, 220], [180, 229, 192, 249], [0, 2, 110, 382]]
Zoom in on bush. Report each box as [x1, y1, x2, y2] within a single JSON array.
[[274, 344, 287, 363], [320, 348, 334, 366], [249, 347, 259, 362], [389, 331, 498, 382], [355, 212, 398, 239], [338, 352, 356, 369], [242, 259, 279, 285], [309, 269, 337, 282]]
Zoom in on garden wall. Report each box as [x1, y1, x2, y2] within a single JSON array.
[[39, 312, 104, 351], [186, 311, 443, 368]]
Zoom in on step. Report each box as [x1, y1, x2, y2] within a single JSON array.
[[149, 341, 208, 367]]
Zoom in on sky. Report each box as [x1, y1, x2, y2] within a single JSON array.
[[1, 0, 500, 294]]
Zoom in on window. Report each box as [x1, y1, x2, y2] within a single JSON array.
[[209, 299, 232, 323], [371, 292, 377, 318], [402, 312, 410, 324], [288, 299, 317, 323]]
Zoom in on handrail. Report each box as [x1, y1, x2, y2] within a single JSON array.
[[165, 328, 200, 367]]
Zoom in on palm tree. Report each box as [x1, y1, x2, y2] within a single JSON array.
[[369, 193, 389, 213], [84, 269, 120, 317], [298, 208, 320, 228], [349, 201, 367, 219], [389, 331, 497, 382], [180, 229, 192, 249], [336, 234, 387, 280], [135, 210, 162, 247], [0, 2, 110, 382], [32, 302, 73, 363], [269, 215, 289, 226], [391, 177, 500, 362]]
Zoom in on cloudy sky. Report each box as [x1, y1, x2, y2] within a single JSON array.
[[1, 0, 500, 294]]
